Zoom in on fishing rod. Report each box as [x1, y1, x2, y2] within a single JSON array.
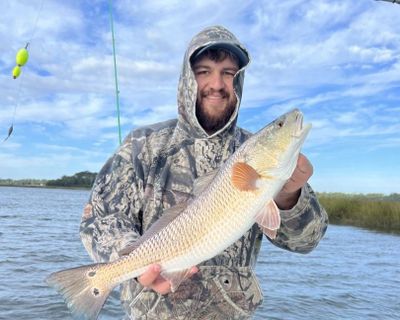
[[375, 0, 400, 4], [108, 0, 122, 146]]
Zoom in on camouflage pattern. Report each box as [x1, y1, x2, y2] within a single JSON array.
[[80, 25, 328, 319]]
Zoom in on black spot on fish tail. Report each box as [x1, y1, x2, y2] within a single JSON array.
[[46, 263, 115, 320]]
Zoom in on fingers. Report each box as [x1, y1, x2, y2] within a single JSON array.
[[189, 266, 199, 275], [297, 153, 313, 178], [138, 264, 199, 295], [283, 154, 313, 193], [138, 264, 172, 295], [151, 276, 172, 295], [137, 264, 162, 287], [275, 154, 313, 209]]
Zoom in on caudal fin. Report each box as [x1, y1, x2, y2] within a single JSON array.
[[46, 263, 114, 320]]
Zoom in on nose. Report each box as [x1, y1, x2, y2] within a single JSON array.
[[209, 72, 225, 91]]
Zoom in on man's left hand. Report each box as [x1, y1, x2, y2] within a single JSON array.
[[274, 153, 313, 210]]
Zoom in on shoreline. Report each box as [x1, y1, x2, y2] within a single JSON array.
[[0, 184, 91, 191], [1, 185, 399, 234]]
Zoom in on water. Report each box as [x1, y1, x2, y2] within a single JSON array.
[[0, 186, 399, 320]]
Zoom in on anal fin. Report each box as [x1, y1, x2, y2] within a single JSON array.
[[161, 269, 192, 292]]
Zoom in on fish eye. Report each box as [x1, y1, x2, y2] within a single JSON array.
[[277, 121, 284, 128]]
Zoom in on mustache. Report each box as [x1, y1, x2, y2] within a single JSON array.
[[201, 89, 229, 98]]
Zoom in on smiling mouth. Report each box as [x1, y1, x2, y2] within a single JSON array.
[[205, 95, 226, 100], [202, 89, 229, 99]]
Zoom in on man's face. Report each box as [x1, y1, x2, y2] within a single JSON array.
[[192, 56, 239, 134]]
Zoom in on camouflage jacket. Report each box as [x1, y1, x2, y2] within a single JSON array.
[[80, 26, 328, 320]]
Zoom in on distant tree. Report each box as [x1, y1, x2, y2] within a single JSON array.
[[387, 193, 400, 202], [46, 171, 97, 188], [0, 178, 46, 187]]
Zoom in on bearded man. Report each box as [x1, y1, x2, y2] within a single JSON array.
[[80, 25, 328, 320]]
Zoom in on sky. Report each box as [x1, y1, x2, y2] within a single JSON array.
[[0, 0, 399, 195]]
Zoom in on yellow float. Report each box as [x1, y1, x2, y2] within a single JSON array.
[[16, 48, 29, 66], [12, 65, 22, 79]]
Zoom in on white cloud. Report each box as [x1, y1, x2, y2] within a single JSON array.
[[0, 0, 399, 193]]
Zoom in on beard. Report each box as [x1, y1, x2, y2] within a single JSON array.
[[196, 89, 237, 134]]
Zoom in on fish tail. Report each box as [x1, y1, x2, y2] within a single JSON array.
[[46, 263, 114, 320]]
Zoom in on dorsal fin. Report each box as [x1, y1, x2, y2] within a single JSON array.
[[192, 170, 218, 196], [118, 202, 188, 256]]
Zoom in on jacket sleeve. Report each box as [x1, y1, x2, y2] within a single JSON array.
[[269, 183, 328, 254], [80, 135, 144, 263]]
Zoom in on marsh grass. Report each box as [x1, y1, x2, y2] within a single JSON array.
[[317, 193, 400, 233]]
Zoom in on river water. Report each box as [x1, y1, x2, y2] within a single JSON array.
[[0, 186, 398, 320]]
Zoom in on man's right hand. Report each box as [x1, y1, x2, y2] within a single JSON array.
[[137, 264, 198, 295]]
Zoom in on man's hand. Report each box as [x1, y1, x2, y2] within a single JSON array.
[[137, 264, 198, 295], [274, 153, 313, 210]]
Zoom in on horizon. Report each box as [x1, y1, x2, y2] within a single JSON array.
[[1, 0, 399, 195]]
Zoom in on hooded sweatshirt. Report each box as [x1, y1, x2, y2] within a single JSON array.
[[80, 25, 328, 320]]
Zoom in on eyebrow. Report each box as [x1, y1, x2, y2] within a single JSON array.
[[193, 65, 239, 73], [192, 64, 210, 71]]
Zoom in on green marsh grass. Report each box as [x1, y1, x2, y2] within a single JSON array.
[[317, 193, 400, 233]]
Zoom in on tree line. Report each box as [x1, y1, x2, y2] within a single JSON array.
[[45, 171, 97, 188], [0, 171, 97, 189]]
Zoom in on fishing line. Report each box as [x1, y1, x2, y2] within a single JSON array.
[[4, 0, 44, 142]]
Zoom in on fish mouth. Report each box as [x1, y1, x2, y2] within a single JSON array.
[[292, 111, 312, 138]]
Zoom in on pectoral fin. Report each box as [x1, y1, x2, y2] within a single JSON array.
[[255, 200, 281, 230], [231, 162, 261, 191], [161, 269, 192, 292]]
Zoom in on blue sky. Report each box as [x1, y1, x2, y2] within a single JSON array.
[[0, 0, 399, 194]]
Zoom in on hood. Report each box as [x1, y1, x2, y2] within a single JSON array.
[[177, 25, 250, 139]]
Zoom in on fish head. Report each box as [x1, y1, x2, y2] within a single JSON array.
[[242, 109, 311, 180]]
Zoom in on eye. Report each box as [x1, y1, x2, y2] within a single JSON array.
[[277, 121, 284, 128], [223, 71, 235, 77], [195, 70, 209, 76]]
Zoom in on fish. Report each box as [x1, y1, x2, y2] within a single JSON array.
[[46, 108, 311, 320]]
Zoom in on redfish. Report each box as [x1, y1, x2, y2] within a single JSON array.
[[46, 108, 311, 320]]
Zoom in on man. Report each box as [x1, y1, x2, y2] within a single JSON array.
[[80, 25, 328, 320]]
